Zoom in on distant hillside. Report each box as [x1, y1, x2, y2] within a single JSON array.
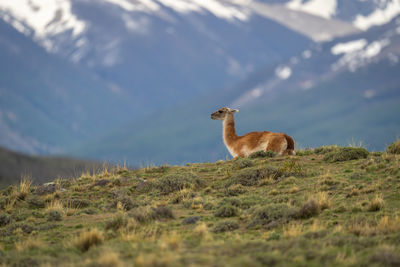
[[0, 146, 104, 188], [71, 21, 400, 165], [0, 20, 133, 155]]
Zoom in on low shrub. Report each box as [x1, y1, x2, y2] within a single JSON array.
[[314, 145, 339, 154], [224, 184, 247, 196], [296, 200, 321, 219], [156, 174, 204, 195], [214, 204, 238, 218], [112, 196, 137, 211], [212, 220, 239, 233], [227, 167, 275, 186], [47, 210, 62, 221], [0, 213, 12, 227], [248, 204, 297, 228], [105, 213, 128, 231], [233, 158, 254, 169], [151, 205, 174, 220], [129, 205, 174, 223], [323, 147, 369, 162], [249, 150, 277, 158]]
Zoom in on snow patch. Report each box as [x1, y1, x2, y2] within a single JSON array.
[[103, 0, 159, 12], [104, 0, 249, 21], [275, 66, 292, 80], [286, 0, 337, 19], [331, 39, 368, 55], [0, 0, 86, 38], [353, 0, 400, 30]]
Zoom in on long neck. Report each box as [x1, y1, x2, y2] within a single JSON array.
[[223, 114, 238, 146]]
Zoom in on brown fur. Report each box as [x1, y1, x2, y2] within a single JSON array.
[[211, 107, 295, 157]]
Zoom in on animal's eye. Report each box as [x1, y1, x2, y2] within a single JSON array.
[[218, 110, 223, 113]]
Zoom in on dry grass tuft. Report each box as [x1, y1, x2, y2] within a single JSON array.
[[367, 195, 385, 211], [283, 222, 303, 238], [134, 252, 173, 267], [289, 186, 299, 194], [158, 231, 181, 251], [86, 250, 123, 267], [349, 216, 400, 236], [45, 200, 64, 214], [15, 238, 43, 251], [194, 222, 211, 240], [18, 178, 32, 200], [73, 228, 104, 252], [315, 192, 330, 210]]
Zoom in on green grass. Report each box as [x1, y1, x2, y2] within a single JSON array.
[[0, 146, 400, 266]]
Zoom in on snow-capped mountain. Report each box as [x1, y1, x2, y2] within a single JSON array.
[[231, 14, 400, 108], [1, 0, 399, 56], [0, 0, 399, 160]]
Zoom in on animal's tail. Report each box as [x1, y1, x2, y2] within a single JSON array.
[[284, 134, 296, 156]]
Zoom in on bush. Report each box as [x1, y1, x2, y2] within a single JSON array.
[[249, 150, 277, 159], [214, 204, 238, 218], [228, 167, 275, 186], [314, 145, 339, 154], [228, 164, 299, 187], [248, 204, 296, 228], [156, 174, 204, 195], [129, 205, 174, 223], [386, 140, 400, 154], [47, 210, 62, 221], [212, 220, 239, 233], [296, 200, 321, 219], [233, 158, 254, 169], [113, 196, 137, 211], [0, 213, 12, 227], [323, 147, 369, 162], [225, 184, 247, 196], [105, 213, 128, 231], [151, 205, 174, 220]]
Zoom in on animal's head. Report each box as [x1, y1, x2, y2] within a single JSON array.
[[211, 107, 239, 120]]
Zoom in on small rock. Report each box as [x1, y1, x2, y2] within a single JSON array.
[[35, 183, 57, 195], [182, 216, 201, 225]]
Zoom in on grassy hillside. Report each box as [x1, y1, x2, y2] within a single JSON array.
[[1, 143, 399, 266], [0, 147, 104, 189]]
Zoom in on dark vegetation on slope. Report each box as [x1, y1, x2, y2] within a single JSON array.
[[0, 146, 104, 188], [0, 141, 399, 266]]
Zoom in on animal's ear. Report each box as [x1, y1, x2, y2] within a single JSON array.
[[231, 109, 239, 113]]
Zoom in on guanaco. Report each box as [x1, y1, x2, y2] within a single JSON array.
[[211, 107, 295, 158]]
